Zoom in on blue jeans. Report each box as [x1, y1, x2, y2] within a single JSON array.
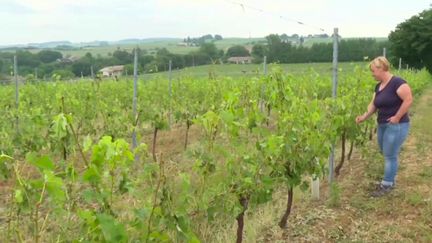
[[377, 122, 410, 186]]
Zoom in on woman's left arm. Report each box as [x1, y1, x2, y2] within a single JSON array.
[[387, 83, 413, 123]]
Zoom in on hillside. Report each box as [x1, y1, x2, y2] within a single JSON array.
[[0, 37, 388, 58]]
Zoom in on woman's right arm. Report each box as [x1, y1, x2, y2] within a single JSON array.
[[356, 93, 376, 124]]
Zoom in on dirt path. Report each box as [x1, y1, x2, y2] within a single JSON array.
[[263, 86, 432, 242]]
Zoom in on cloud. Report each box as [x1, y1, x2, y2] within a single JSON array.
[[14, 0, 98, 12], [1, 0, 431, 45], [13, 0, 153, 13], [0, 1, 33, 14]]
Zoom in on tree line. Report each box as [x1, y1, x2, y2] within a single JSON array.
[[0, 38, 387, 80], [388, 7, 432, 73], [1, 5, 431, 81], [250, 35, 388, 64]]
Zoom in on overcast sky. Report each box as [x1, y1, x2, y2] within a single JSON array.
[[0, 0, 431, 45]]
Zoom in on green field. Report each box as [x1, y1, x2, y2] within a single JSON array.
[[3, 37, 387, 58], [0, 61, 371, 87], [59, 38, 267, 57], [4, 38, 266, 57], [0, 63, 430, 242], [55, 37, 389, 57], [137, 61, 369, 80]]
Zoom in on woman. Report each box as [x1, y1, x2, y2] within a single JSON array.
[[356, 56, 413, 197]]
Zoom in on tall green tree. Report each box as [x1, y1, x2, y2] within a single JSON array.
[[214, 34, 223, 41], [71, 53, 94, 77], [198, 43, 222, 63], [16, 50, 40, 68], [389, 8, 432, 73], [37, 50, 63, 63], [251, 44, 267, 63], [113, 49, 133, 65], [255, 35, 385, 64], [226, 45, 250, 57], [265, 34, 284, 63]]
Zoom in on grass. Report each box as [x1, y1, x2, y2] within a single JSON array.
[[405, 192, 424, 206], [349, 193, 379, 212], [137, 61, 368, 80], [0, 60, 368, 85], [327, 182, 341, 208], [61, 40, 200, 57], [418, 166, 432, 178]]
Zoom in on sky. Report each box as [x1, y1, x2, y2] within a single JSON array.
[[0, 0, 431, 45]]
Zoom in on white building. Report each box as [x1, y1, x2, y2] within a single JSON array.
[[99, 65, 124, 77], [227, 56, 254, 64]]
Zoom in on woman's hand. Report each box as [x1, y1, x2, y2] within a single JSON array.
[[355, 114, 366, 124], [387, 116, 400, 124]]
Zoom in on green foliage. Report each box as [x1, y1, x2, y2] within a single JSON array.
[[327, 182, 341, 208], [0, 65, 430, 242], [0, 58, 4, 72], [90, 136, 134, 170], [0, 153, 14, 180], [71, 56, 93, 76], [37, 50, 62, 63], [52, 69, 75, 80], [97, 213, 128, 242], [251, 44, 267, 63], [26, 153, 55, 171], [43, 170, 66, 202], [16, 50, 41, 68], [113, 49, 133, 65], [262, 34, 387, 63], [195, 110, 220, 148], [389, 8, 432, 73], [197, 43, 222, 63], [226, 45, 250, 58], [78, 210, 128, 242]]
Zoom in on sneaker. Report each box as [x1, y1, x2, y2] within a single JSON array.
[[370, 184, 394, 197]]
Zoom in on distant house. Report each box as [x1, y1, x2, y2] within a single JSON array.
[[99, 65, 124, 77], [227, 56, 253, 64]]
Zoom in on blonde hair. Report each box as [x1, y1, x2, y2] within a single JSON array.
[[369, 56, 390, 71]]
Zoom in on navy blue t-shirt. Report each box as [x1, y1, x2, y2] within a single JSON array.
[[373, 76, 409, 124]]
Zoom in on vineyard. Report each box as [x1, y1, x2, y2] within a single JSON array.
[[0, 65, 431, 242]]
